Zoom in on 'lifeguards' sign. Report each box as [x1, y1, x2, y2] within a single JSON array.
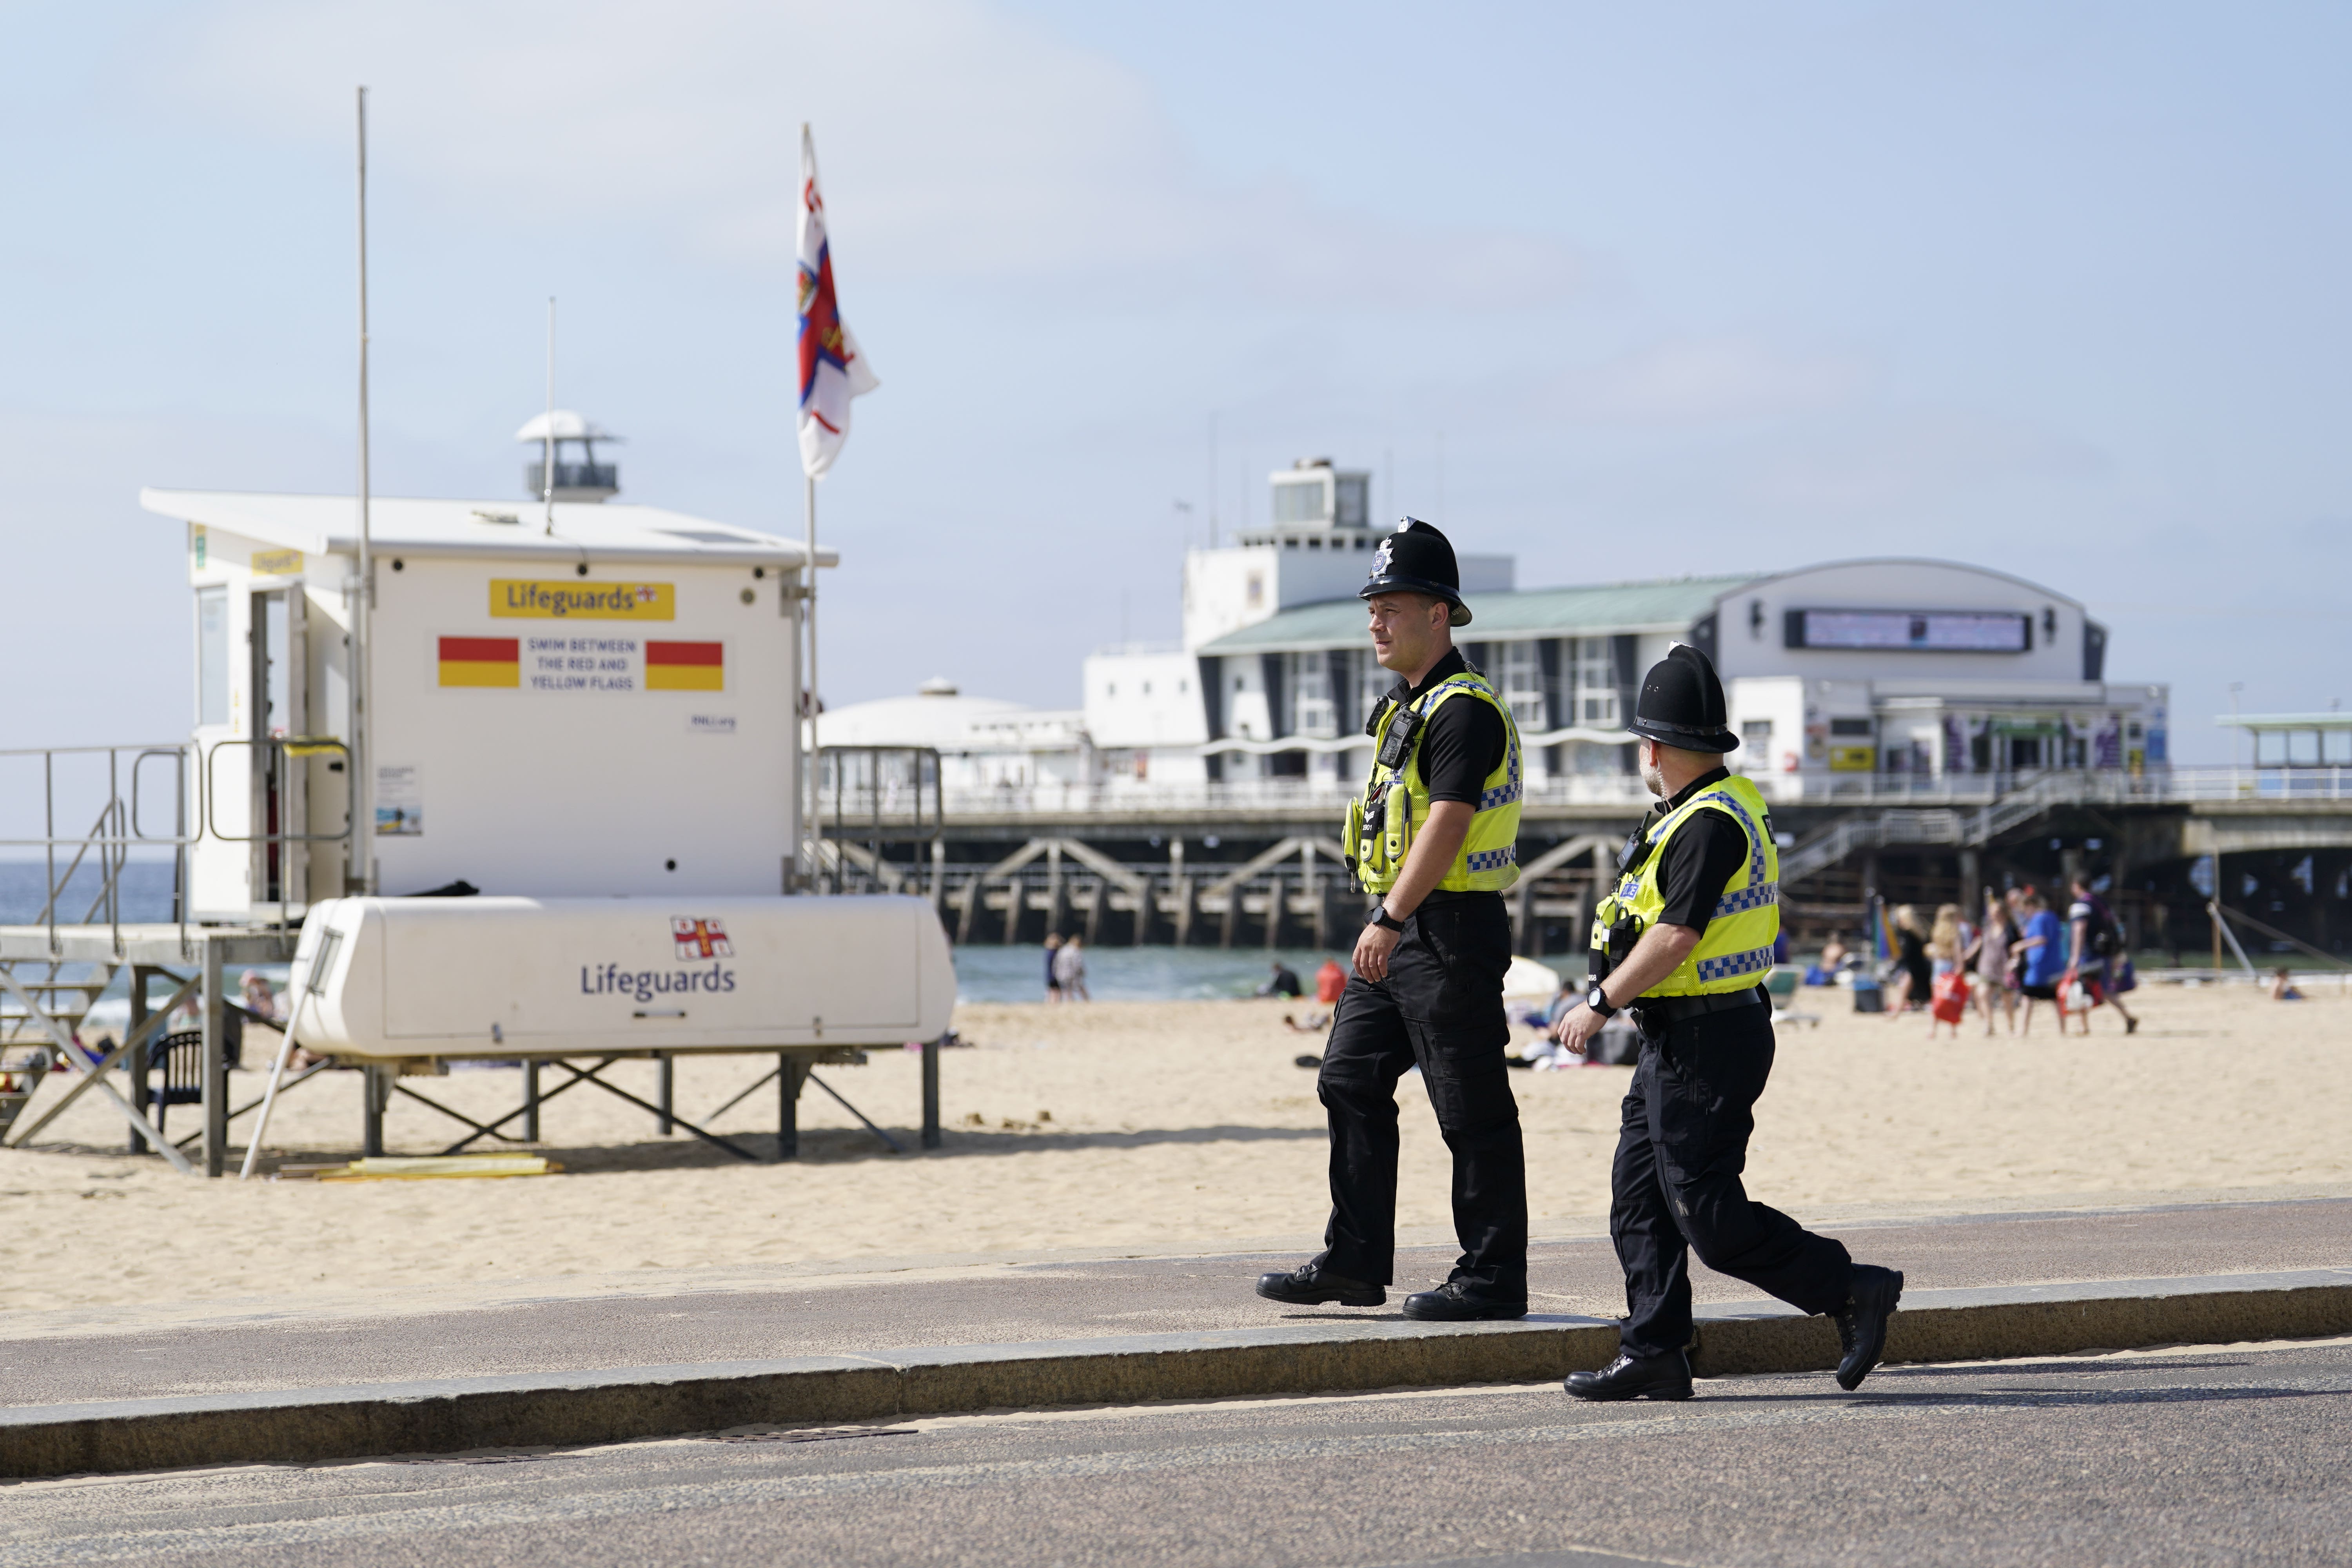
[[489, 580, 675, 620]]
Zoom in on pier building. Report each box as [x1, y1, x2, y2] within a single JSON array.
[[822, 461, 2348, 965]]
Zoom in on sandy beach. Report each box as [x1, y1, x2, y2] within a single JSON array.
[[3, 982, 2347, 1318]]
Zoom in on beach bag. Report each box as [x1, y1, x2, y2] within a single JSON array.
[[1929, 970, 1967, 1024], [2112, 954, 2138, 995], [2062, 972, 2092, 1014]]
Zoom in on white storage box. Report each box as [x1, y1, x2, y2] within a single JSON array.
[[288, 895, 953, 1058]]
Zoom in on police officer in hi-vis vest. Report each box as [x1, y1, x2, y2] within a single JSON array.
[[1553, 643, 1904, 1399], [1256, 519, 1531, 1322]]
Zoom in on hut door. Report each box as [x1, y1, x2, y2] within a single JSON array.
[[248, 585, 309, 911]]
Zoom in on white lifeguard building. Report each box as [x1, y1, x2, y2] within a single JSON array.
[[152, 470, 822, 913], [0, 415, 952, 1177]]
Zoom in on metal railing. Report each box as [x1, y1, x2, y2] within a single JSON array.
[[818, 746, 944, 844], [201, 736, 354, 929], [0, 744, 194, 956], [931, 765, 2351, 822]]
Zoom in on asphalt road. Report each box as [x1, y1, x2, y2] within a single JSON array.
[[11, 1197, 2351, 1408], [8, 1339, 2348, 1567]]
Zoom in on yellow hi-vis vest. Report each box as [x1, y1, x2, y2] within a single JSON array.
[[1590, 773, 1780, 996], [1343, 671, 1523, 895]]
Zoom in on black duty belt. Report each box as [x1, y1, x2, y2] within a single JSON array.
[[1632, 987, 1768, 1026]]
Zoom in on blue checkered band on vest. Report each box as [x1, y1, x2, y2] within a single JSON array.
[[1475, 712, 1522, 811], [1693, 788, 1769, 887], [1466, 845, 1517, 874], [1714, 880, 1779, 918], [1693, 944, 1775, 983]]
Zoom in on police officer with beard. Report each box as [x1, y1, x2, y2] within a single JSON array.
[[1256, 519, 1531, 1321], [1552, 643, 1904, 1398]]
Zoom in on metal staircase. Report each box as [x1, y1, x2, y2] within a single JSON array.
[[1779, 774, 2092, 887]]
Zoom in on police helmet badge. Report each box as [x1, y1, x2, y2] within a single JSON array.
[[1370, 537, 1395, 576]]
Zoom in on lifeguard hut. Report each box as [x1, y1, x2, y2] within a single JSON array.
[[0, 418, 951, 1176]]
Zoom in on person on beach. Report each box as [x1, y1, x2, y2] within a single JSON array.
[[1043, 933, 1064, 1003], [1971, 891, 2018, 1035], [1256, 519, 1530, 1323], [1549, 643, 1904, 1400], [1052, 933, 1089, 1002], [1258, 962, 1304, 998], [1886, 905, 1931, 1018], [2066, 873, 2140, 1036], [2011, 892, 2066, 1033]]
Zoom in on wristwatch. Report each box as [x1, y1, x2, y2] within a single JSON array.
[[1584, 980, 1617, 1018], [1367, 904, 1406, 933]]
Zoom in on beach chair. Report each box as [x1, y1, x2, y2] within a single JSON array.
[[144, 1030, 205, 1140], [1766, 967, 1820, 1029]]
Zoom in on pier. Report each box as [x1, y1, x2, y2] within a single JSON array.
[[820, 761, 2352, 963]]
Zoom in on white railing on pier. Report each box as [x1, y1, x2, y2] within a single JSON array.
[[913, 766, 2349, 822]]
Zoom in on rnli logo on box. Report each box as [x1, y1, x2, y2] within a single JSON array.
[[672, 918, 733, 960]]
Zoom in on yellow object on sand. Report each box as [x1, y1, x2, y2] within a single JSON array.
[[313, 1154, 560, 1182]]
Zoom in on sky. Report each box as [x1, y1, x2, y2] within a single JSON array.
[[3, 0, 2349, 770]]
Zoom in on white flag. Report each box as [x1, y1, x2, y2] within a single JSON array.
[[796, 125, 879, 478]]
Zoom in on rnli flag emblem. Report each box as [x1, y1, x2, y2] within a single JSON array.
[[672, 918, 733, 960]]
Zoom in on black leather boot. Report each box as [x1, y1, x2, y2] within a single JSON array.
[[1254, 1261, 1384, 1307], [1564, 1350, 1694, 1402], [1835, 1265, 1904, 1390], [1400, 1281, 1527, 1321]]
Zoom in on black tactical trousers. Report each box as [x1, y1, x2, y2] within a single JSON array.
[[1316, 895, 1528, 1298], [1611, 1001, 1854, 1358]]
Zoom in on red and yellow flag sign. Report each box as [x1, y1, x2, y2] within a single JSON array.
[[439, 636, 519, 687], [646, 641, 724, 691]]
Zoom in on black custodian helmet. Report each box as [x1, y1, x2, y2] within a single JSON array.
[[1627, 642, 1739, 754], [1358, 517, 1472, 626]]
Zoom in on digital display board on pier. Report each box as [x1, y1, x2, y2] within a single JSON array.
[[1784, 608, 2031, 653]]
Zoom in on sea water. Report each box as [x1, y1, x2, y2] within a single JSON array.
[[951, 945, 1348, 1004], [0, 863, 1348, 1005]]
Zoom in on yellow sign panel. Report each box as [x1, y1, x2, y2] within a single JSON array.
[[253, 548, 304, 576], [489, 580, 675, 620], [1828, 745, 1878, 773]]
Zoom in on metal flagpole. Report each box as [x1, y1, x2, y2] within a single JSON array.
[[350, 85, 376, 897], [805, 470, 819, 890], [543, 298, 557, 535]]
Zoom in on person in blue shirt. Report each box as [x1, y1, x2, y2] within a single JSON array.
[[2009, 892, 2067, 1034]]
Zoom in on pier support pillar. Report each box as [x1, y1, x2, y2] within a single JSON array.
[[522, 1059, 541, 1142], [1044, 841, 1065, 942]]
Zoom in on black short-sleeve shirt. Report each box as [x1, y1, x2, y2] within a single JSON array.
[[1646, 768, 1756, 931], [1399, 649, 1507, 805]]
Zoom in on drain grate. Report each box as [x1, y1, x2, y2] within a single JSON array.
[[714, 1425, 919, 1445]]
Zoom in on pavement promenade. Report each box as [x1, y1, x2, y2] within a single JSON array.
[[4, 1196, 2349, 1478], [7, 1195, 2351, 1408]]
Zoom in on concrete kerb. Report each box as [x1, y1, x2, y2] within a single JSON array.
[[5, 1269, 2349, 1481]]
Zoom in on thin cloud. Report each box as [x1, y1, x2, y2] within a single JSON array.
[[163, 0, 1583, 308]]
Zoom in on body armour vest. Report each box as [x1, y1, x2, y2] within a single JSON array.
[[1590, 773, 1780, 996], [1343, 671, 1523, 896]]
